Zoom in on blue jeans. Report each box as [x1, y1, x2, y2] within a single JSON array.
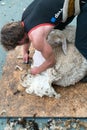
[[75, 3, 87, 59]]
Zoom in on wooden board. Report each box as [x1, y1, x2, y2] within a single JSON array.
[[0, 47, 87, 117]]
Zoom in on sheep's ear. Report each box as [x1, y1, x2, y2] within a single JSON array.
[[62, 37, 67, 55]]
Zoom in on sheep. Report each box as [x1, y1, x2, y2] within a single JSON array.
[[21, 26, 87, 98]]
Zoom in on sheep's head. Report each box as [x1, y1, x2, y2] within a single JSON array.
[[21, 72, 61, 98], [47, 29, 67, 55]]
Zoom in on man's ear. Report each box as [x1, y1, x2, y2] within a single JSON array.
[[61, 37, 68, 55]]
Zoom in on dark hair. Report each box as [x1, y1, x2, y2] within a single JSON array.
[[0, 21, 25, 51]]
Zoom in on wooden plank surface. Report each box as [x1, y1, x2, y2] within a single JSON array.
[[0, 47, 87, 117]]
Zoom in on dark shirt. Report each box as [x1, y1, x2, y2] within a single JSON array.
[[22, 0, 86, 34], [22, 0, 64, 33], [82, 0, 87, 2]]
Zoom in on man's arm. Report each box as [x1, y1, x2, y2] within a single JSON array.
[[29, 34, 56, 75], [31, 42, 56, 74], [23, 43, 30, 63]]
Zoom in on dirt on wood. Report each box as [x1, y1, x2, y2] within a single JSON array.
[[0, 46, 87, 117]]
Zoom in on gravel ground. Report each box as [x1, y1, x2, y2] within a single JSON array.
[[0, 117, 87, 130]]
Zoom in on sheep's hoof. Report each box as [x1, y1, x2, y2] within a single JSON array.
[[54, 93, 61, 99], [80, 75, 87, 83]]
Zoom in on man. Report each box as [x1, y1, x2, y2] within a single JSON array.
[[1, 0, 87, 76]]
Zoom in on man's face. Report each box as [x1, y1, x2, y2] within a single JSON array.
[[18, 33, 29, 45]]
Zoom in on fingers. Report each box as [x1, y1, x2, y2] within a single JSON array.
[[23, 52, 29, 63], [30, 67, 39, 75]]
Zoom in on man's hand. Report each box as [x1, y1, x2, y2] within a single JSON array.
[[23, 52, 29, 63], [30, 67, 40, 75]]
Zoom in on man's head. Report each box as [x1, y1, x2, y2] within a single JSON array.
[[0, 21, 28, 51]]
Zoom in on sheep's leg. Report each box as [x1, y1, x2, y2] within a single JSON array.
[[51, 92, 61, 99]]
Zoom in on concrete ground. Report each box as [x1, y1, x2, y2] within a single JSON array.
[[0, 0, 33, 78], [0, 47, 87, 117]]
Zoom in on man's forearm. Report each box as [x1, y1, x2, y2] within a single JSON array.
[[31, 52, 56, 74], [38, 53, 56, 72], [23, 43, 30, 54], [23, 43, 30, 63]]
